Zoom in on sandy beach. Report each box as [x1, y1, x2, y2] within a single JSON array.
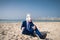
[[0, 22, 60, 40]]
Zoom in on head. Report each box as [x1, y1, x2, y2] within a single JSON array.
[[26, 14, 32, 22]]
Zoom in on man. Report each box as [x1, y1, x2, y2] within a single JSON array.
[[21, 14, 47, 39]]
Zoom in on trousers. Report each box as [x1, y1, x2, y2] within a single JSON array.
[[22, 28, 46, 39]]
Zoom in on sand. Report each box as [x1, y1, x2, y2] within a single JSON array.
[[0, 22, 60, 40]]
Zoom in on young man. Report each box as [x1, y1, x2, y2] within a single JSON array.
[[21, 14, 47, 39]]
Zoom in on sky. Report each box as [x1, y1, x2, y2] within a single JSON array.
[[0, 0, 60, 19]]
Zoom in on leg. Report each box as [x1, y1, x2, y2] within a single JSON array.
[[22, 29, 31, 35], [29, 28, 37, 37], [35, 28, 47, 39]]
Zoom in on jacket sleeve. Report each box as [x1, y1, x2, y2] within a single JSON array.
[[21, 21, 25, 29], [31, 22, 34, 27]]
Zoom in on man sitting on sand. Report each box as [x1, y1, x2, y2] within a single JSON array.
[[21, 14, 47, 39]]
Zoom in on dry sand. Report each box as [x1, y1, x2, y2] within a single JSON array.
[[0, 22, 60, 40]]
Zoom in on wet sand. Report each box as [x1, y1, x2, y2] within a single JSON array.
[[0, 22, 60, 40]]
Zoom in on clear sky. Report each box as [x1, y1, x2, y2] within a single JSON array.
[[0, 0, 60, 19]]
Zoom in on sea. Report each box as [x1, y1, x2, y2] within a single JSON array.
[[0, 19, 60, 23]]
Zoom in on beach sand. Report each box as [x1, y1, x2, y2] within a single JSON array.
[[0, 22, 60, 40]]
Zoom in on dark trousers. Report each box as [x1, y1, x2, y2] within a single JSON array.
[[22, 28, 34, 36], [22, 28, 46, 39]]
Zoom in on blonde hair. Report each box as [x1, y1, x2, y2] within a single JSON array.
[[26, 14, 31, 21]]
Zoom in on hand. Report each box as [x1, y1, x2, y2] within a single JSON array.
[[22, 27, 25, 31], [32, 25, 36, 30]]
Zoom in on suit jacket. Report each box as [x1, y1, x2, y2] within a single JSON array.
[[21, 21, 34, 31]]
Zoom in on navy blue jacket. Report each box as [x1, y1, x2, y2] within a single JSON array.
[[21, 21, 34, 32]]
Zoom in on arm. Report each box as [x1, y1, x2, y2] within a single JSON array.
[[31, 22, 37, 30], [21, 21, 25, 30], [32, 25, 37, 30]]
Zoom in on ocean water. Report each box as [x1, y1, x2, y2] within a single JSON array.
[[33, 20, 60, 22], [0, 19, 60, 22]]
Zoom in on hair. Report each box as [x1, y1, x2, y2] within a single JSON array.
[[26, 14, 31, 21]]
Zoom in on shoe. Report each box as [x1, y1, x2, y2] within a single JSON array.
[[40, 32, 47, 39]]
